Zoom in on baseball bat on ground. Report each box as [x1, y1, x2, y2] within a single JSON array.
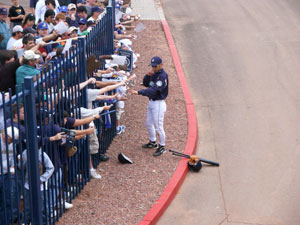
[[169, 149, 219, 166]]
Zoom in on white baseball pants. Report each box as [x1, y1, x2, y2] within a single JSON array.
[[146, 99, 166, 146]]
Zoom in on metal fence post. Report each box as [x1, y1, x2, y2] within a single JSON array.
[[78, 38, 87, 109], [111, 0, 115, 27], [107, 4, 114, 54], [77, 37, 91, 180], [24, 77, 42, 225]]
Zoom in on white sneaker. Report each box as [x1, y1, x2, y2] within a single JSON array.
[[76, 174, 82, 180], [90, 169, 102, 179], [70, 186, 77, 192], [116, 125, 126, 135], [64, 201, 73, 209], [50, 210, 57, 217]]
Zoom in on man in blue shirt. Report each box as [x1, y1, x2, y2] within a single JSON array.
[[130, 56, 169, 156], [16, 50, 40, 93], [0, 8, 11, 50]]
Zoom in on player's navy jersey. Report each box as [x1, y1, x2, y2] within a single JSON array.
[[138, 69, 168, 100]]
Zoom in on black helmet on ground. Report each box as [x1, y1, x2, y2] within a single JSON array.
[[118, 153, 133, 164], [188, 160, 202, 172]]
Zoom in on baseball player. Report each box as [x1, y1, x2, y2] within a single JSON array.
[[130, 56, 168, 156]]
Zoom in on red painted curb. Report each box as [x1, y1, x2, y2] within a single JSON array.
[[138, 19, 198, 225]]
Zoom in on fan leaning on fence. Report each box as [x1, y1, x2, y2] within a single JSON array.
[[19, 137, 54, 224], [0, 127, 19, 224], [16, 50, 41, 93], [46, 77, 127, 179], [76, 77, 127, 178]]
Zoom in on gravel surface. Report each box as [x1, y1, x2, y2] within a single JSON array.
[[61, 20, 188, 225]]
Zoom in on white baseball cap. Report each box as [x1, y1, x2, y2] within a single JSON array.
[[12, 25, 23, 33], [69, 26, 78, 32], [68, 3, 76, 10], [23, 50, 40, 60], [6, 127, 19, 140]]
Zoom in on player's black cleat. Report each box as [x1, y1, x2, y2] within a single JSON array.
[[142, 141, 158, 148], [153, 145, 166, 157]]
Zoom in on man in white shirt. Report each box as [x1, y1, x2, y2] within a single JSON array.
[[44, 9, 55, 33], [6, 25, 23, 50], [35, 0, 60, 23]]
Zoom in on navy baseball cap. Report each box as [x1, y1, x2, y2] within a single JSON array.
[[0, 8, 8, 15], [23, 27, 37, 35], [59, 6, 68, 13], [26, 13, 35, 21], [78, 17, 87, 25], [77, 0, 86, 4], [87, 20, 96, 27], [149, 56, 162, 67], [92, 6, 101, 13], [38, 22, 48, 30]]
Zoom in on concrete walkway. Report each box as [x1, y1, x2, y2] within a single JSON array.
[[131, 0, 160, 20], [157, 0, 300, 224]]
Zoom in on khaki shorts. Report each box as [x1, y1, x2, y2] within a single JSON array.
[[116, 105, 125, 121], [89, 130, 99, 155]]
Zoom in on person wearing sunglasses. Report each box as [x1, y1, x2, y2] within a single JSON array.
[[77, 17, 87, 35]]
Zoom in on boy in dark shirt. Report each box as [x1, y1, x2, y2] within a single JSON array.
[[8, 0, 25, 28], [0, 50, 22, 95]]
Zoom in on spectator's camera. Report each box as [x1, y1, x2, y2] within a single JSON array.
[[61, 128, 76, 147], [60, 128, 77, 157]]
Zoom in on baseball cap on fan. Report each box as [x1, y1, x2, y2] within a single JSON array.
[[149, 56, 162, 67], [38, 22, 48, 30], [23, 50, 40, 60], [78, 17, 87, 25], [68, 3, 76, 10], [77, 0, 86, 4], [92, 6, 102, 13], [12, 25, 23, 33], [69, 26, 78, 32], [23, 27, 37, 36], [59, 6, 68, 13], [0, 8, 8, 15]]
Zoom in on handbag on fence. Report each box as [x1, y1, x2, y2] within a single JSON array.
[[66, 146, 77, 157]]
